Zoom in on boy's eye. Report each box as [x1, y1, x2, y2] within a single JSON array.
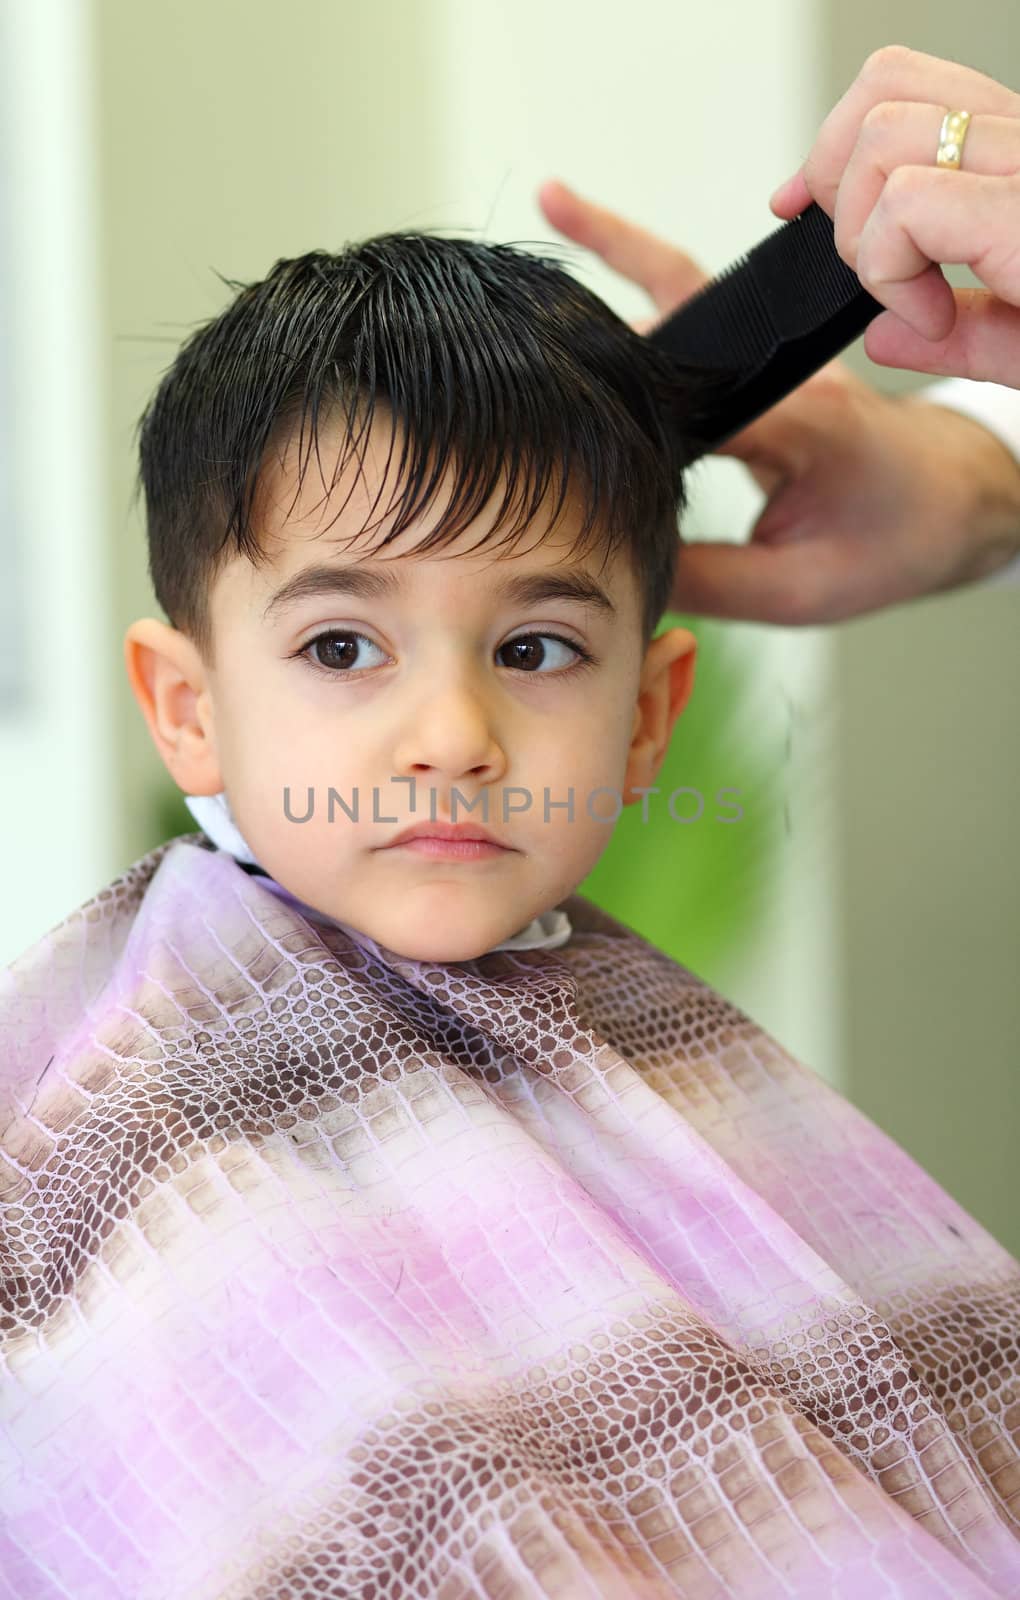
[[496, 634, 590, 672], [304, 632, 386, 672], [299, 630, 591, 675]]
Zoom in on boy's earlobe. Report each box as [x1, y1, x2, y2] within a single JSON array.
[[123, 619, 223, 797], [621, 627, 697, 802]]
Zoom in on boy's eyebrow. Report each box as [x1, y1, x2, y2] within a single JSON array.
[[262, 562, 617, 622]]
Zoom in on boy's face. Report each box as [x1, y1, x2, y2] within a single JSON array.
[[125, 415, 696, 963]]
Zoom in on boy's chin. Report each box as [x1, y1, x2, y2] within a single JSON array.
[[362, 916, 523, 966]]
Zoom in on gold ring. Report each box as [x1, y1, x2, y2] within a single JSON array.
[[936, 109, 972, 169]]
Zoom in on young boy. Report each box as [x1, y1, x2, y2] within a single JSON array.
[[1, 234, 1017, 1599], [122, 232, 703, 968]]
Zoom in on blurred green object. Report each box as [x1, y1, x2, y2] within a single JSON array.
[[151, 782, 198, 848], [148, 612, 782, 978], [578, 613, 783, 979]]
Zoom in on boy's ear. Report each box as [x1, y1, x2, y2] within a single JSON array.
[[123, 618, 223, 796], [621, 626, 697, 804]]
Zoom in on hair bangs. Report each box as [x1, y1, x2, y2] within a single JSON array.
[[241, 239, 673, 578]]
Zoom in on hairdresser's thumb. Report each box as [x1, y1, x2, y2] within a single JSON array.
[[671, 538, 812, 626]]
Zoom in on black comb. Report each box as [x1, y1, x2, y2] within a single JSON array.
[[647, 201, 884, 455]]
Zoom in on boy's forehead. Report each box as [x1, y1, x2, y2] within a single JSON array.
[[216, 409, 642, 621]]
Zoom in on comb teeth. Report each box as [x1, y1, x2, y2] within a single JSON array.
[[664, 254, 774, 364], [752, 202, 871, 337], [648, 202, 884, 449]]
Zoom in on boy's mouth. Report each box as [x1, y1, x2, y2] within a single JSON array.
[[385, 821, 509, 848], [381, 821, 514, 860], [388, 838, 510, 861]]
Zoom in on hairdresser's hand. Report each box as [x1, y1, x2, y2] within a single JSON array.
[[770, 44, 1020, 385], [537, 180, 1020, 624]]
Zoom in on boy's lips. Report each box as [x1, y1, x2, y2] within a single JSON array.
[[383, 821, 511, 849]]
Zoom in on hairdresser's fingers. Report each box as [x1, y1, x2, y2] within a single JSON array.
[[852, 168, 1020, 342], [832, 106, 1020, 275], [672, 538, 866, 627], [863, 290, 1020, 384], [769, 44, 1020, 221], [537, 179, 709, 312]]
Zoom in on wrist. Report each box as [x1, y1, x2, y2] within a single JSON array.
[[902, 395, 1020, 584]]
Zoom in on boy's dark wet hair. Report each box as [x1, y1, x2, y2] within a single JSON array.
[[135, 232, 727, 661]]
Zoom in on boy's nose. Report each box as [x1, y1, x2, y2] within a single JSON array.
[[391, 678, 507, 788]]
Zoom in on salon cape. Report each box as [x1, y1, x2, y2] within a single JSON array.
[[2, 757, 1019, 1598], [3, 373, 1020, 1598]]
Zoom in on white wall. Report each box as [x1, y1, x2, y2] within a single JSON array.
[[825, 4, 1020, 1251], [0, 0, 117, 967]]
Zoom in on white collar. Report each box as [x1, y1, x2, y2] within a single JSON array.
[[183, 792, 573, 955]]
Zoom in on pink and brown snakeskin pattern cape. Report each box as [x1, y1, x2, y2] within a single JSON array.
[[2, 833, 1018, 1598]]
